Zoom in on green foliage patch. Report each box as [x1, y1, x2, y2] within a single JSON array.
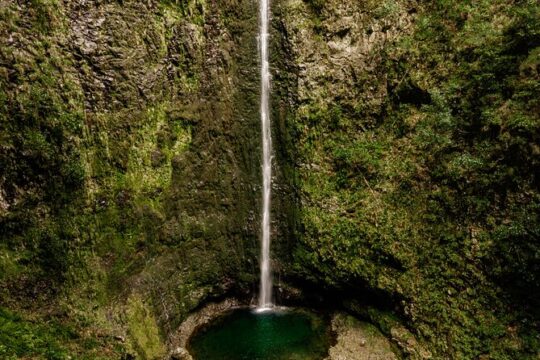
[[289, 0, 540, 358], [0, 307, 72, 360]]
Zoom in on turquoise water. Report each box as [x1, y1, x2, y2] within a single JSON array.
[[188, 308, 332, 360]]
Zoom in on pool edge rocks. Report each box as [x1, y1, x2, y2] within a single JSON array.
[[325, 313, 400, 360], [168, 298, 243, 359]]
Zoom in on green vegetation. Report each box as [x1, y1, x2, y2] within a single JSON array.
[[126, 296, 166, 359], [0, 0, 260, 358], [1, 0, 538, 358], [0, 1, 85, 284], [0, 306, 128, 360], [0, 307, 70, 360], [288, 0, 540, 358]]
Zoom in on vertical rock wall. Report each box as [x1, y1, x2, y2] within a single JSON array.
[[0, 0, 282, 357], [273, 0, 540, 358]]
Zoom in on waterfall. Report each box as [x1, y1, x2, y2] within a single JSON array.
[[258, 0, 273, 310]]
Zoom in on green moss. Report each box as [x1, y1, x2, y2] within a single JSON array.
[[373, 0, 400, 19], [0, 307, 72, 360], [1, 1, 208, 357], [287, 0, 540, 358], [126, 296, 166, 360], [4, 0, 536, 358]]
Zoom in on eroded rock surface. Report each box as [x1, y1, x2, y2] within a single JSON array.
[[326, 313, 398, 360]]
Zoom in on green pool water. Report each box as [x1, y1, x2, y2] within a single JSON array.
[[188, 308, 333, 360]]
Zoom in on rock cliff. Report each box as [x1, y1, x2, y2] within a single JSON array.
[[0, 0, 539, 359]]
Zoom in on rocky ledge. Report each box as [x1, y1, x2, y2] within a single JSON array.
[[326, 313, 399, 360], [167, 298, 242, 360]]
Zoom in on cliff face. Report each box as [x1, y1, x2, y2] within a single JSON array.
[[1, 0, 268, 357], [0, 0, 539, 359], [276, 0, 539, 358]]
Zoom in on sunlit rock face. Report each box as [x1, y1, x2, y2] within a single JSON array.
[[278, 0, 416, 110]]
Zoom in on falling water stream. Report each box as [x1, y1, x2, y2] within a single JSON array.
[[258, 0, 273, 310], [185, 3, 336, 359]]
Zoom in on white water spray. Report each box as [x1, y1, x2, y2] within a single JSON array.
[[258, 0, 273, 310]]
